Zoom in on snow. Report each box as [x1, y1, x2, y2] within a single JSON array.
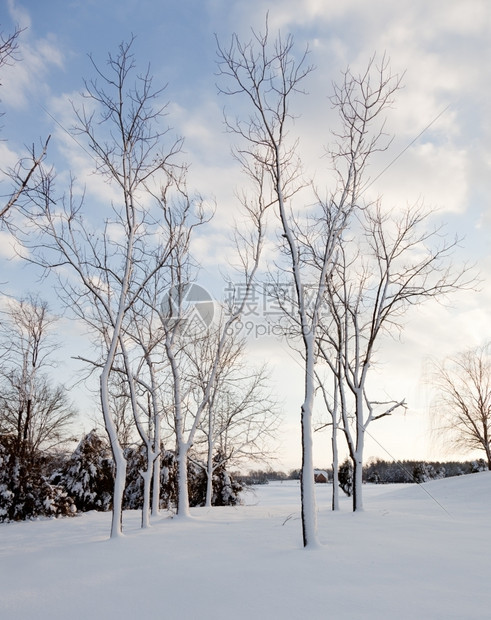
[[1, 473, 490, 619]]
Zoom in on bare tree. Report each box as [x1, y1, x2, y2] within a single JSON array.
[[319, 202, 471, 510], [216, 21, 400, 545], [206, 365, 278, 473], [0, 295, 76, 456], [160, 183, 267, 517], [80, 312, 167, 527], [186, 322, 279, 506], [431, 343, 491, 469], [21, 40, 181, 537]]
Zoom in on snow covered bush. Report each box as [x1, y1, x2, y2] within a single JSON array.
[[412, 463, 446, 482], [42, 484, 77, 517], [159, 450, 242, 509], [123, 443, 147, 510], [0, 435, 76, 521], [159, 450, 207, 509], [122, 448, 179, 511], [60, 431, 113, 512], [187, 458, 208, 507], [210, 452, 242, 507], [338, 458, 353, 496], [471, 459, 487, 473], [55, 437, 243, 515]]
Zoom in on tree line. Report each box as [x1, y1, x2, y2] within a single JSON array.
[[239, 458, 488, 488]]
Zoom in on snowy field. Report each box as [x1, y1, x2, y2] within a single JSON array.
[[1, 473, 490, 620]]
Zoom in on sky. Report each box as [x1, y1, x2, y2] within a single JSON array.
[[1, 0, 491, 471]]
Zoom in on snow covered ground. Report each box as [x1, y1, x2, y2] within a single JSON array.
[[1, 473, 490, 619]]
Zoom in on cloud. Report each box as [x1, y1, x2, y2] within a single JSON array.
[[1, 4, 64, 110], [0, 230, 28, 260], [0, 140, 22, 170], [371, 141, 469, 214]]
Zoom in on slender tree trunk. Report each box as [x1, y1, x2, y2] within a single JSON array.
[[300, 336, 319, 547], [148, 361, 161, 517], [352, 443, 364, 512], [205, 450, 214, 507], [164, 334, 192, 517], [205, 410, 214, 507], [141, 466, 152, 528], [152, 452, 161, 516], [100, 211, 135, 538], [331, 415, 339, 511], [350, 386, 366, 511], [176, 441, 190, 518], [23, 398, 32, 444], [100, 369, 127, 538], [205, 468, 213, 507], [486, 446, 491, 471]]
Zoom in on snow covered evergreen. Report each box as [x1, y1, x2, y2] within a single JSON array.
[[59, 431, 113, 512], [0, 435, 76, 521]]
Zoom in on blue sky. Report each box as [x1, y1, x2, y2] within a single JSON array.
[[1, 0, 491, 470]]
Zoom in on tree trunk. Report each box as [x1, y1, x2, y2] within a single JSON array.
[[331, 417, 339, 511], [148, 359, 161, 517], [176, 442, 190, 518], [205, 467, 213, 508], [300, 339, 319, 547], [151, 453, 160, 516], [352, 389, 365, 512], [23, 398, 32, 444], [205, 413, 214, 507], [141, 465, 152, 528], [352, 449, 364, 512], [100, 372, 127, 538]]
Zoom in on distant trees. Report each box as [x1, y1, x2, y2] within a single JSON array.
[[0, 295, 77, 522], [0, 295, 76, 456], [239, 459, 486, 488], [362, 458, 483, 483], [431, 343, 491, 470]]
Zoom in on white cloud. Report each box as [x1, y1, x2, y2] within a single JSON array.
[[372, 141, 469, 214], [0, 141, 22, 170], [0, 230, 28, 260], [1, 3, 64, 110]]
